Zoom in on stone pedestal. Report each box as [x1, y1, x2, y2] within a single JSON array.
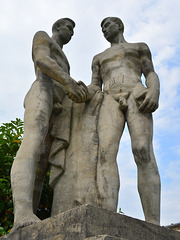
[[1, 205, 180, 240]]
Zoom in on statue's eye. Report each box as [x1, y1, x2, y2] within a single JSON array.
[[67, 25, 73, 31], [104, 22, 110, 28]]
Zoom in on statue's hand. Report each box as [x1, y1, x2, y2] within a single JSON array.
[[65, 80, 88, 103], [86, 88, 96, 101], [138, 89, 159, 113], [86, 84, 102, 101]]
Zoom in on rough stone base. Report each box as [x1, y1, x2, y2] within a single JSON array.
[[1, 204, 180, 240], [84, 236, 126, 240]]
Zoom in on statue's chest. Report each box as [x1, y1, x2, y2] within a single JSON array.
[[100, 46, 139, 66], [50, 44, 70, 74]]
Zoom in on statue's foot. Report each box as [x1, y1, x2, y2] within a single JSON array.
[[10, 213, 40, 234]]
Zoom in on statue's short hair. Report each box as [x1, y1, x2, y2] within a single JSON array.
[[101, 17, 124, 33], [52, 18, 75, 33]]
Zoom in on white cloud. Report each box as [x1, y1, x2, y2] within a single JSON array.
[[161, 184, 180, 225]]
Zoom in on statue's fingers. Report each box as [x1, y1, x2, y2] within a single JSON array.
[[150, 102, 158, 113], [143, 101, 157, 113], [78, 81, 88, 96], [78, 81, 88, 90], [143, 101, 153, 112], [81, 85, 88, 96], [67, 93, 77, 102], [78, 88, 88, 101], [139, 98, 148, 111]]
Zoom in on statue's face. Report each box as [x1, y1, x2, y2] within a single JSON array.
[[57, 20, 74, 45], [101, 18, 120, 42]]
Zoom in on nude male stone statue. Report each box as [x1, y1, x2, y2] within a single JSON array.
[[89, 17, 161, 225], [10, 18, 88, 230]]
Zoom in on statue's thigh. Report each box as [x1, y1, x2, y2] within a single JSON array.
[[126, 95, 153, 144], [98, 94, 125, 150], [24, 80, 54, 130]]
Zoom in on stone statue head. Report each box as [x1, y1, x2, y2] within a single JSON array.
[[52, 18, 75, 33], [101, 17, 124, 33], [52, 18, 75, 45], [100, 17, 124, 43]]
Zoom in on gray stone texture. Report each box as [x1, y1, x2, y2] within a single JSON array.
[[1, 205, 180, 240], [10, 17, 162, 230], [10, 18, 89, 230], [84, 236, 127, 240], [88, 16, 161, 225]]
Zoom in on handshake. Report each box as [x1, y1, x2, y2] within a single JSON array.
[[65, 79, 100, 103]]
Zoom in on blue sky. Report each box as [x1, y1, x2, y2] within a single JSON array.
[[0, 0, 180, 226]]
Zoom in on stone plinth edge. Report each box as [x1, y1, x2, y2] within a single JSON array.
[[1, 204, 180, 240]]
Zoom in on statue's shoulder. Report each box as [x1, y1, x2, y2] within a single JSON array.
[[32, 31, 52, 61], [135, 42, 152, 59], [32, 31, 51, 47], [33, 30, 50, 39], [92, 52, 102, 65], [92, 49, 108, 63], [135, 42, 150, 52]]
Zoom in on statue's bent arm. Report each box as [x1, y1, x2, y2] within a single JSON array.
[[32, 31, 76, 87], [137, 43, 160, 113], [87, 55, 103, 100], [91, 55, 102, 89]]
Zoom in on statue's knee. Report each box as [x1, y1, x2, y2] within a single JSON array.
[[132, 144, 150, 165]]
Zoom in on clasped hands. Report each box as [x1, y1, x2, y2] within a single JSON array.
[[64, 79, 89, 103]]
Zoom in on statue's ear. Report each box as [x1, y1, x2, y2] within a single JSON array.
[[118, 23, 122, 30], [56, 23, 60, 31]]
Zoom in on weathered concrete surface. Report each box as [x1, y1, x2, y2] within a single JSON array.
[[84, 236, 127, 240], [88, 16, 161, 225], [10, 18, 88, 229], [1, 205, 180, 240]]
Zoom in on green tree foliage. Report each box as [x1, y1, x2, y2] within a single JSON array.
[[0, 118, 23, 236], [0, 119, 52, 236]]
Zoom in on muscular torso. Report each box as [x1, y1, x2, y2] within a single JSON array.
[[33, 33, 70, 103], [50, 40, 70, 103], [98, 43, 143, 94]]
